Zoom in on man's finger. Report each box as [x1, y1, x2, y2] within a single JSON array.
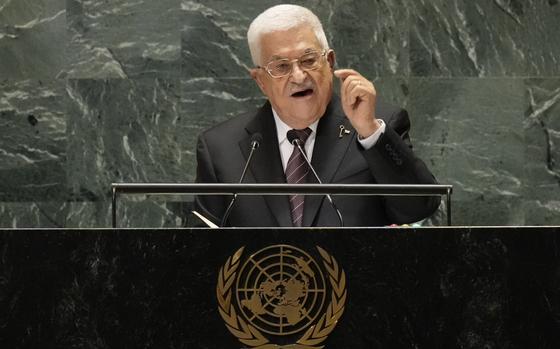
[[340, 75, 356, 107], [334, 69, 359, 81], [341, 76, 361, 107]]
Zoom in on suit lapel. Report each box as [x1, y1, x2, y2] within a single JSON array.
[[303, 97, 354, 226], [238, 102, 293, 227]]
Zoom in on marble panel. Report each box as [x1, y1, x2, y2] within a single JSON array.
[[371, 76, 410, 109], [408, 78, 526, 225], [524, 79, 560, 225], [0, 79, 67, 202], [181, 76, 264, 130], [0, 202, 67, 228], [0, 0, 66, 80], [66, 200, 192, 228], [0, 200, 192, 229], [65, 78, 186, 202], [409, 0, 560, 77], [65, 0, 181, 79], [181, 2, 253, 79], [327, 0, 410, 78]]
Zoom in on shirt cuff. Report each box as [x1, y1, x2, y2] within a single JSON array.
[[357, 119, 386, 150]]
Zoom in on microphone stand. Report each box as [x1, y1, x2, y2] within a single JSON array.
[[220, 137, 260, 227]]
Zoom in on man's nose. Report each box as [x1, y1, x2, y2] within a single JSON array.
[[290, 62, 307, 82]]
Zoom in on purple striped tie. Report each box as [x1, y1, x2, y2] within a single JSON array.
[[285, 128, 312, 227]]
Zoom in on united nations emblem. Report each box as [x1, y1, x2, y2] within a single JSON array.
[[216, 245, 346, 348]]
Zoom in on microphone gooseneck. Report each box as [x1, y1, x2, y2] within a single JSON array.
[[220, 133, 262, 227], [288, 132, 344, 227]]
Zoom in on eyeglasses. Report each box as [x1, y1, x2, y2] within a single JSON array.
[[259, 50, 328, 78]]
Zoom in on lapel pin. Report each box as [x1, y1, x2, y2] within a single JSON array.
[[339, 125, 351, 138]]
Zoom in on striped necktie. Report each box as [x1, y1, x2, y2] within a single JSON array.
[[285, 128, 312, 227]]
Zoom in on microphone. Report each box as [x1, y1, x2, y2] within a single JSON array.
[[286, 130, 344, 227], [220, 132, 262, 227]]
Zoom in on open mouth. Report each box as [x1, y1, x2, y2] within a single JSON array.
[[291, 88, 314, 98]]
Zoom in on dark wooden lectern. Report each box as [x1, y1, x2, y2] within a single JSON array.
[[1, 227, 559, 348]]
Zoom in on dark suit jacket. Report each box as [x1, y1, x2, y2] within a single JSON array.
[[194, 95, 439, 227]]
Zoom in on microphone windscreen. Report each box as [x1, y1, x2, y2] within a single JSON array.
[[286, 130, 299, 144], [250, 132, 263, 148]]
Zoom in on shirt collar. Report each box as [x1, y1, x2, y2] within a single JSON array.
[[272, 108, 319, 145]]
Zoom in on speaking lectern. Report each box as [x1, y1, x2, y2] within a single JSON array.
[[1, 226, 559, 348], [1, 184, 559, 348]]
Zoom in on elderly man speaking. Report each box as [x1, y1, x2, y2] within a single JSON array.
[[194, 4, 439, 227]]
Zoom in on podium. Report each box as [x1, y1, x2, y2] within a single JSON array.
[[1, 226, 559, 348]]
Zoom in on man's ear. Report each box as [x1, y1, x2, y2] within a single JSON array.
[[327, 49, 336, 71], [250, 68, 267, 96]]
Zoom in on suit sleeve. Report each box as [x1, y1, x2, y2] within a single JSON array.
[[360, 108, 440, 224], [193, 133, 225, 226]]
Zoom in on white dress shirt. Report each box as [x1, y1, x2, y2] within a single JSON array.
[[272, 108, 386, 171]]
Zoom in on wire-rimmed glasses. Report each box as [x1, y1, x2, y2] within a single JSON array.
[[259, 50, 328, 78]]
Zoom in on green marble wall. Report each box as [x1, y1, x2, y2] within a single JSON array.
[[1, 0, 559, 227]]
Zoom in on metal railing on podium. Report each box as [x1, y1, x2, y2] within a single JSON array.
[[111, 183, 452, 228]]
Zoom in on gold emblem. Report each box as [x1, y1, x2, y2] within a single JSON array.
[[216, 245, 346, 348]]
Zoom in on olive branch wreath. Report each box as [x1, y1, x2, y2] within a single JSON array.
[[216, 246, 346, 349]]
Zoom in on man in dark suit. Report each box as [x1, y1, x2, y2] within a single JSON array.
[[194, 4, 439, 227]]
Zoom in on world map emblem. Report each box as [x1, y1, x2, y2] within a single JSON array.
[[216, 245, 346, 348]]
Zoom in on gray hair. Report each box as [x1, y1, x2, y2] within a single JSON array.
[[247, 4, 330, 66]]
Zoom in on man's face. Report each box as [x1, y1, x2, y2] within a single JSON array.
[[250, 26, 335, 129]]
